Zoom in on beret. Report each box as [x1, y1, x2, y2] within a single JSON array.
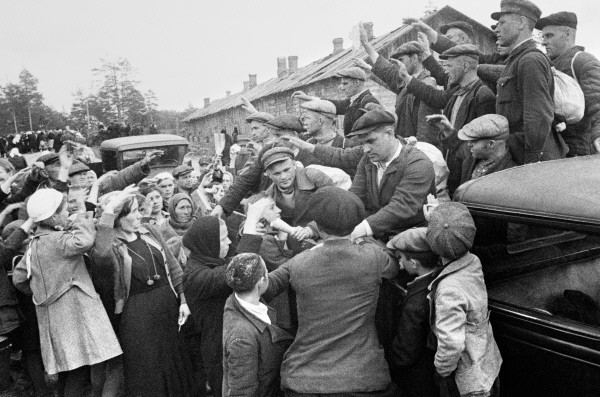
[[426, 202, 476, 260], [439, 44, 481, 60], [334, 67, 367, 81], [68, 161, 91, 177], [36, 153, 60, 166], [261, 147, 295, 169], [347, 104, 396, 137], [265, 114, 304, 133], [491, 0, 542, 22], [300, 99, 337, 117], [172, 164, 194, 178], [458, 114, 510, 141], [391, 41, 423, 59], [440, 21, 474, 38], [536, 11, 577, 30], [245, 112, 274, 124]]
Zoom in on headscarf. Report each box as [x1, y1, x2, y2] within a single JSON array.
[[168, 193, 196, 236], [182, 215, 225, 267]]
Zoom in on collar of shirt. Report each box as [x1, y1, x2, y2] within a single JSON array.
[[409, 269, 436, 285], [235, 293, 271, 325], [350, 89, 369, 105], [510, 37, 534, 55], [373, 139, 403, 171]]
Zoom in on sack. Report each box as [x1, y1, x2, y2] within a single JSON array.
[[553, 52, 585, 124]]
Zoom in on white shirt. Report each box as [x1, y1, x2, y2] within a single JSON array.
[[235, 293, 271, 325]]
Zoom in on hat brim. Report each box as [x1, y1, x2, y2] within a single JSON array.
[[264, 155, 293, 169], [457, 129, 476, 141], [334, 73, 366, 81], [491, 11, 506, 21], [346, 124, 384, 138]]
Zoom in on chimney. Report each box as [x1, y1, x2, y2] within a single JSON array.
[[333, 38, 344, 54], [249, 74, 257, 88], [226, 91, 231, 97], [243, 81, 249, 91], [203, 98, 210, 108], [277, 57, 288, 78], [288, 56, 298, 73], [364, 22, 374, 40]]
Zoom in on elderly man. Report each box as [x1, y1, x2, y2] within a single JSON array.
[[292, 67, 380, 136], [358, 25, 440, 146], [245, 112, 274, 148], [172, 164, 194, 195], [264, 186, 399, 397], [395, 44, 496, 194], [537, 12, 600, 156]]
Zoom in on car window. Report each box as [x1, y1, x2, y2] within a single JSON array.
[[473, 215, 600, 330], [121, 146, 184, 168]]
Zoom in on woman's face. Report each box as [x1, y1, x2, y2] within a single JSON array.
[[118, 199, 142, 233], [222, 174, 233, 191], [175, 199, 193, 223], [146, 190, 163, 214], [0, 166, 13, 185], [219, 219, 231, 259], [212, 184, 225, 203], [157, 178, 175, 200]]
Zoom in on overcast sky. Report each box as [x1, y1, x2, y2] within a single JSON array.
[[1, 0, 598, 112]]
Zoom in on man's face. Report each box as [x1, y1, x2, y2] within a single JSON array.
[[356, 127, 396, 163], [176, 173, 193, 190], [445, 28, 471, 45], [444, 56, 467, 86], [67, 191, 85, 215], [69, 172, 90, 188], [541, 26, 571, 60], [396, 54, 418, 75], [266, 158, 296, 191], [338, 77, 360, 98], [250, 121, 271, 143], [301, 111, 322, 135], [494, 13, 522, 47], [468, 139, 493, 160]]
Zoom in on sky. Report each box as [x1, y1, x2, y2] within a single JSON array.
[[1, 0, 598, 113]]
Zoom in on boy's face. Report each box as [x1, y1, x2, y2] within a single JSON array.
[[398, 252, 419, 276]]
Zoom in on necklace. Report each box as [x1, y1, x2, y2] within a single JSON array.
[[126, 239, 161, 286]]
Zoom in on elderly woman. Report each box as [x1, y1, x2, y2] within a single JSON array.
[[159, 192, 196, 265], [12, 189, 122, 397], [223, 253, 293, 397], [90, 188, 194, 396]]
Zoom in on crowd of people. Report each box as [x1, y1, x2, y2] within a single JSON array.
[[0, 1, 599, 396]]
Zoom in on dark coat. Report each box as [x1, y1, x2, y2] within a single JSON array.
[[459, 150, 518, 187], [222, 295, 293, 397], [301, 134, 358, 177], [496, 39, 567, 164], [552, 46, 600, 156], [371, 55, 441, 147], [0, 228, 27, 334], [328, 90, 380, 136]]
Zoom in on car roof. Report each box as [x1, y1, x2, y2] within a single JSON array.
[[454, 156, 600, 227], [100, 134, 188, 151]]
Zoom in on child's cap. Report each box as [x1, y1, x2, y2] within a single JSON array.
[[426, 202, 476, 260], [387, 227, 431, 252]]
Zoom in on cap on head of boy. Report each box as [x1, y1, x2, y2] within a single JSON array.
[[426, 202, 476, 260], [387, 227, 440, 273]]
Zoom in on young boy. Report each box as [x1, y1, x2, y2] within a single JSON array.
[[426, 202, 502, 397], [387, 227, 441, 397]]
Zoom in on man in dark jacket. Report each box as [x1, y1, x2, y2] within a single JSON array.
[[537, 11, 600, 156], [292, 67, 380, 136]]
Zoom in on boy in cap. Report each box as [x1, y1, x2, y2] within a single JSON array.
[[291, 67, 380, 136], [172, 164, 194, 195], [357, 23, 441, 147], [386, 227, 441, 397], [425, 202, 502, 397], [537, 11, 600, 156]]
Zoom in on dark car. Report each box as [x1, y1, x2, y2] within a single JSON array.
[[454, 156, 600, 397]]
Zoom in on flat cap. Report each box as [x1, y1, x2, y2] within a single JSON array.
[[440, 21, 474, 38], [172, 164, 194, 179], [261, 147, 295, 169], [387, 227, 431, 252], [334, 67, 367, 81], [426, 202, 476, 260], [307, 186, 365, 237], [245, 112, 274, 124], [36, 153, 60, 166], [491, 0, 542, 22], [458, 114, 510, 141], [347, 104, 396, 137], [391, 41, 423, 59], [440, 44, 481, 60], [300, 99, 337, 117], [265, 114, 304, 133], [536, 11, 577, 30], [68, 161, 91, 177]]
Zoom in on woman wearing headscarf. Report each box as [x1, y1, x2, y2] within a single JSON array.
[[90, 187, 195, 397], [159, 192, 196, 266], [12, 189, 122, 397]]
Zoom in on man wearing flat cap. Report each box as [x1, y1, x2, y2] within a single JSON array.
[[291, 67, 380, 137], [172, 164, 194, 195], [538, 11, 600, 156], [358, 24, 441, 147], [395, 44, 496, 195]]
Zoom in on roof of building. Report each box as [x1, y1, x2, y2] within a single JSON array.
[[183, 5, 493, 123]]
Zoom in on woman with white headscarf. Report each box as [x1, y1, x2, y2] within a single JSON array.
[[12, 189, 122, 397]]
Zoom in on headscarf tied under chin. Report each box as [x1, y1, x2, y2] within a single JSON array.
[[182, 215, 226, 267], [168, 193, 196, 236]]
